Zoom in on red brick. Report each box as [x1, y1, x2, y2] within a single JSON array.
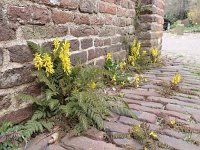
[[7, 5, 50, 24], [52, 10, 74, 24], [8, 45, 33, 63], [94, 38, 104, 47], [99, 2, 116, 15], [101, 0, 116, 4], [90, 16, 104, 25], [88, 49, 96, 60], [60, 0, 79, 10], [81, 38, 93, 49], [74, 13, 90, 25], [0, 64, 35, 89], [0, 23, 16, 41], [0, 49, 3, 66], [70, 25, 97, 37], [70, 51, 87, 65], [79, 0, 97, 13], [0, 106, 33, 124]]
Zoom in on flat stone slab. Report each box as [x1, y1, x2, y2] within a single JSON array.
[[61, 136, 123, 150]]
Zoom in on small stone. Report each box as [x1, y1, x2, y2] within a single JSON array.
[[84, 128, 106, 141]]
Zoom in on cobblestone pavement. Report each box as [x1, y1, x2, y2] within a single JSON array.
[[26, 54, 200, 150]]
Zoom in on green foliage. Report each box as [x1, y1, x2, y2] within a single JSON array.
[[10, 38, 136, 148]]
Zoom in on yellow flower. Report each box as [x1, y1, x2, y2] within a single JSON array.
[[89, 80, 96, 90], [106, 53, 112, 61], [151, 48, 158, 57], [43, 53, 54, 74], [134, 74, 140, 88], [142, 50, 147, 56], [112, 74, 116, 82], [144, 147, 148, 150], [53, 37, 60, 53], [128, 56, 135, 67], [172, 73, 181, 85], [119, 61, 126, 71], [59, 40, 72, 74], [170, 120, 176, 125], [149, 131, 158, 139], [33, 53, 43, 70]]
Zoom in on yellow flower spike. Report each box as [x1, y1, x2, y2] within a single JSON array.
[[142, 50, 147, 56], [151, 48, 158, 57], [172, 73, 181, 86], [53, 37, 60, 53], [106, 52, 112, 61], [149, 131, 158, 139], [112, 74, 116, 82], [33, 53, 43, 70], [170, 120, 176, 125], [59, 40, 72, 74], [43, 53, 54, 74], [89, 80, 96, 90], [119, 61, 126, 71]]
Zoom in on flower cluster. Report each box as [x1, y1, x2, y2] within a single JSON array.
[[33, 38, 72, 75], [33, 53, 43, 70], [33, 53, 54, 75], [151, 48, 158, 63], [119, 61, 126, 71], [53, 37, 60, 54], [43, 53, 54, 74], [128, 38, 141, 66], [149, 131, 158, 139], [170, 120, 176, 125], [106, 52, 112, 61], [171, 73, 181, 87], [89, 80, 96, 90], [59, 40, 72, 74]]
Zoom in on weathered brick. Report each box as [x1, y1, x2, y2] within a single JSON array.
[[0, 23, 16, 41], [70, 25, 97, 37], [74, 13, 90, 25], [79, 0, 97, 13], [0, 95, 11, 111], [105, 121, 130, 133], [90, 16, 104, 25], [99, 26, 115, 37], [104, 38, 111, 46], [22, 25, 68, 39], [94, 38, 104, 47], [52, 10, 74, 24], [81, 38, 93, 49], [60, 0, 79, 10], [70, 51, 87, 65], [0, 106, 32, 124], [7, 5, 50, 25], [0, 3, 3, 21], [95, 47, 107, 57], [99, 2, 116, 15], [88, 49, 95, 60], [8, 45, 33, 63], [0, 48, 3, 66], [70, 39, 80, 51], [0, 65, 35, 89], [61, 136, 122, 150], [101, 0, 116, 3]]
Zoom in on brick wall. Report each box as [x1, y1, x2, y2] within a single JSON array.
[[136, 0, 165, 52], [0, 0, 165, 123]]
